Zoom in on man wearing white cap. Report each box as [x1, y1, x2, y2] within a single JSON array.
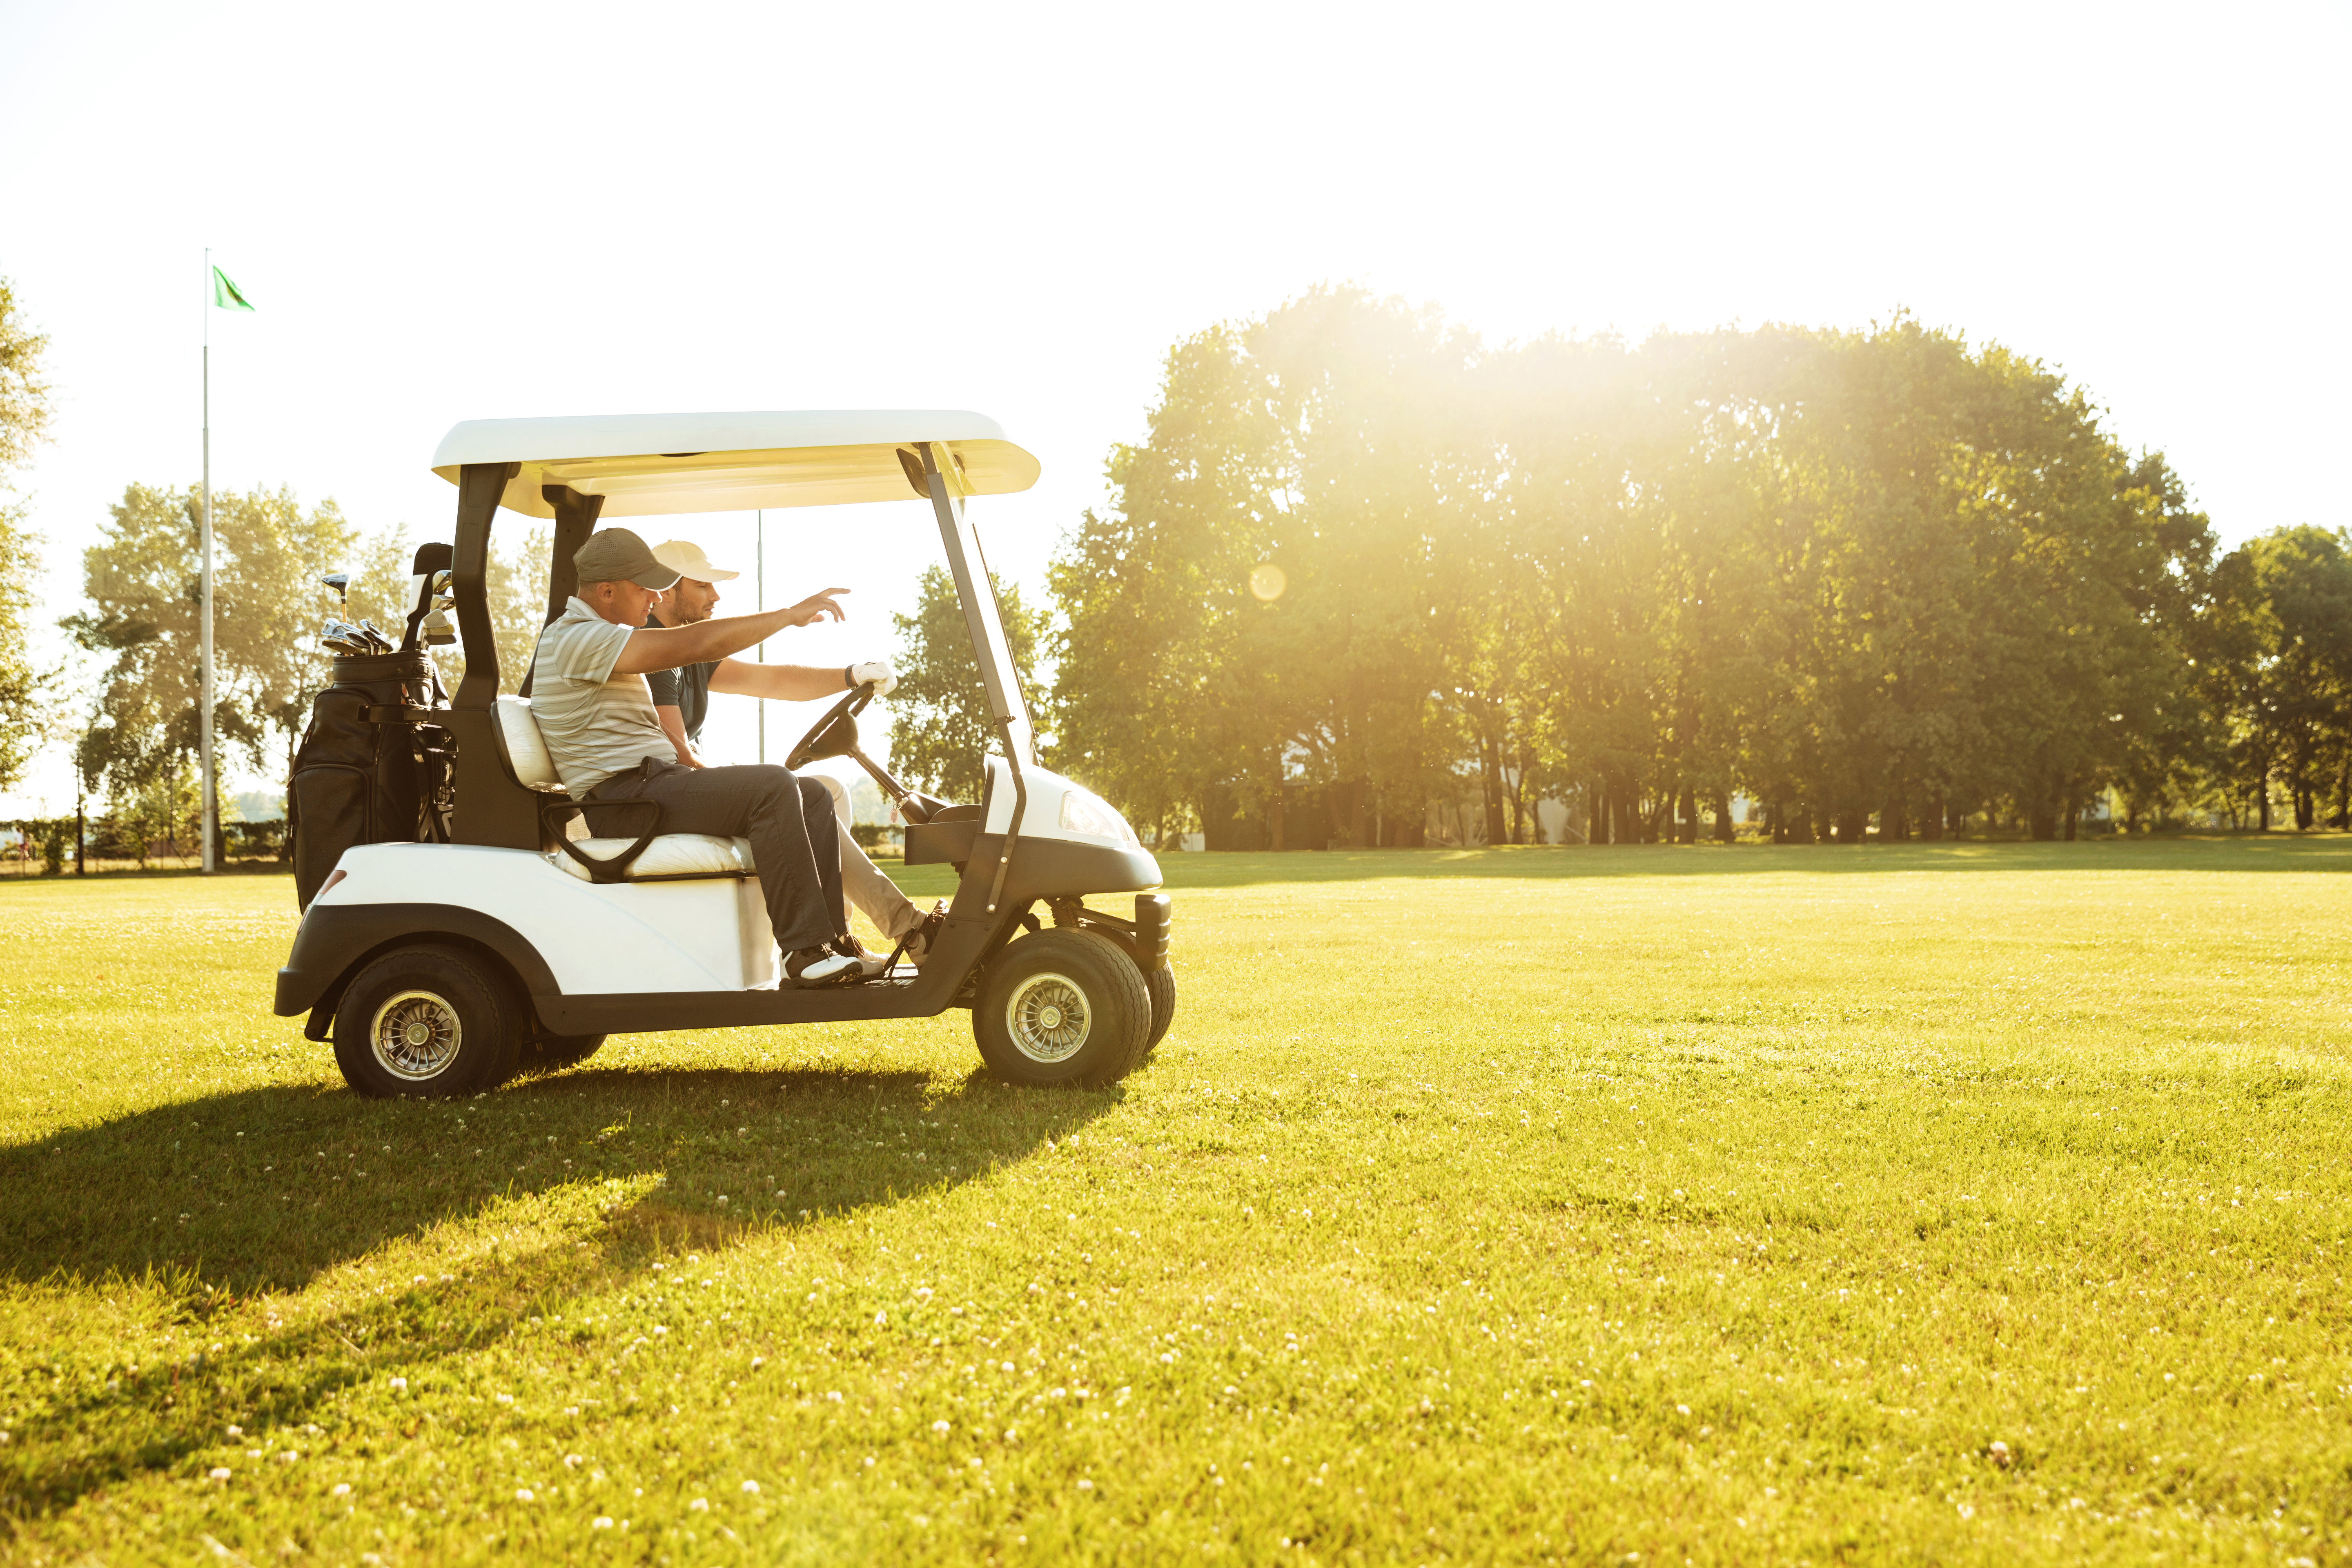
[[647, 539, 943, 974]]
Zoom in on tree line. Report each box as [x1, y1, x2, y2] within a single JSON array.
[[898, 288, 2344, 846], [4, 270, 2345, 859]]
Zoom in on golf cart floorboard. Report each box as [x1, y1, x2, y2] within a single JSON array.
[[535, 972, 971, 1036]]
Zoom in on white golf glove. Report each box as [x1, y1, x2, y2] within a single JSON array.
[[848, 659, 898, 696]]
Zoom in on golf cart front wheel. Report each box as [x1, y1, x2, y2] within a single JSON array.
[[332, 944, 524, 1098], [973, 928, 1150, 1087]]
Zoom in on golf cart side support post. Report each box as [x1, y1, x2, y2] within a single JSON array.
[[452, 462, 519, 710], [445, 461, 539, 850], [920, 441, 1030, 913], [517, 485, 607, 699]]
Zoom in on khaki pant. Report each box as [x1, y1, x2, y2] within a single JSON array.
[[813, 775, 924, 944]]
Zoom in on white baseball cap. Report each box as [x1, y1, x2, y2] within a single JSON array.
[[649, 539, 742, 583]]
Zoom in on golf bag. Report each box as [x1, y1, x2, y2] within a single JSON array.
[[289, 650, 455, 910]]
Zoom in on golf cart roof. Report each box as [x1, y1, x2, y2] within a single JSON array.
[[430, 410, 1040, 520]]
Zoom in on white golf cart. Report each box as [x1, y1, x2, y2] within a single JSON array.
[[274, 412, 1173, 1094]]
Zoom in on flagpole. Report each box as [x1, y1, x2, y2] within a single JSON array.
[[200, 249, 216, 875], [755, 510, 765, 765]]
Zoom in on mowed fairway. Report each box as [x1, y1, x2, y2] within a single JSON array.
[[1, 842, 2348, 1566]]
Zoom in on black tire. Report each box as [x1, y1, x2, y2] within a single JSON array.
[[1142, 962, 1175, 1055], [524, 1033, 606, 1073], [972, 928, 1151, 1087], [331, 944, 525, 1098]]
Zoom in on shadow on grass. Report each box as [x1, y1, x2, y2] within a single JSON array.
[[1130, 834, 2352, 887], [0, 1064, 1117, 1523], [0, 1063, 1114, 1296]]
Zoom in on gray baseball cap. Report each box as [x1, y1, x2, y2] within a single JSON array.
[[573, 527, 682, 591]]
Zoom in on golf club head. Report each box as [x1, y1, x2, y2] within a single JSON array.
[[321, 572, 350, 606], [357, 620, 392, 649]]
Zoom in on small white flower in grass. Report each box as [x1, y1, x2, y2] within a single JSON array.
[[751, 1356, 764, 1369], [495, 1392, 514, 1404], [209, 1468, 230, 1481], [933, 1420, 951, 1434], [1077, 1479, 1094, 1491], [226, 1424, 243, 1438], [742, 1480, 760, 1494], [592, 1517, 614, 1530], [653, 1326, 668, 1337], [387, 1377, 406, 1392], [332, 1482, 351, 1497], [1677, 1405, 1691, 1416], [826, 1391, 844, 1403], [516, 1488, 535, 1502], [862, 1456, 876, 1468], [689, 1497, 708, 1512], [717, 1196, 728, 1207], [875, 1311, 889, 1327]]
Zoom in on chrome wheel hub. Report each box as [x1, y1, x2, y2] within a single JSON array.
[[370, 989, 462, 1081], [1006, 972, 1089, 1064]]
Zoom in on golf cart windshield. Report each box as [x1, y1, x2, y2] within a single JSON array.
[[430, 410, 1040, 764]]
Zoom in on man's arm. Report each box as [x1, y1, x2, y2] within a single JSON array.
[[655, 705, 704, 767], [708, 661, 851, 702], [608, 586, 849, 676]]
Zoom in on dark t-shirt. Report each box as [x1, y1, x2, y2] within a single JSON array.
[[642, 615, 717, 743]]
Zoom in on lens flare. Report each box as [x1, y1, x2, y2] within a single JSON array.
[[1249, 564, 1287, 601]]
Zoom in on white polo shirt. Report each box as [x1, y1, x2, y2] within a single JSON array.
[[528, 597, 674, 797]]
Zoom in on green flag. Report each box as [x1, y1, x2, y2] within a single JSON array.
[[212, 265, 255, 312]]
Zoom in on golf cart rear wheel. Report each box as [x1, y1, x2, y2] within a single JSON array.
[[332, 944, 524, 1098], [973, 928, 1150, 1087], [1143, 962, 1175, 1055]]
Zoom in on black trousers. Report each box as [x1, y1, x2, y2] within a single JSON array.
[[585, 760, 844, 953]]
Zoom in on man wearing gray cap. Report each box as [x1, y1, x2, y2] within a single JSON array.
[[529, 526, 875, 987]]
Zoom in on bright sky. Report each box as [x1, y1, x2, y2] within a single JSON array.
[[2, 0, 2345, 814]]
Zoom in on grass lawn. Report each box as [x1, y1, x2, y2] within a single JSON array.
[[0, 839, 2347, 1565]]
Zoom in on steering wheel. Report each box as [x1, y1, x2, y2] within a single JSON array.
[[785, 680, 878, 771]]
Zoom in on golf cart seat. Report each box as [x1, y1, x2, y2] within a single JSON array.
[[548, 832, 755, 882], [492, 696, 755, 883]]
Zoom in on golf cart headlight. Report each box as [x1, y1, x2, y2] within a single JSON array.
[[1058, 788, 1133, 844]]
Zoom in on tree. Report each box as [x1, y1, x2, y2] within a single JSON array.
[[2197, 527, 2352, 830], [1051, 288, 1482, 849], [0, 275, 53, 794], [888, 563, 1042, 803], [65, 484, 358, 813]]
